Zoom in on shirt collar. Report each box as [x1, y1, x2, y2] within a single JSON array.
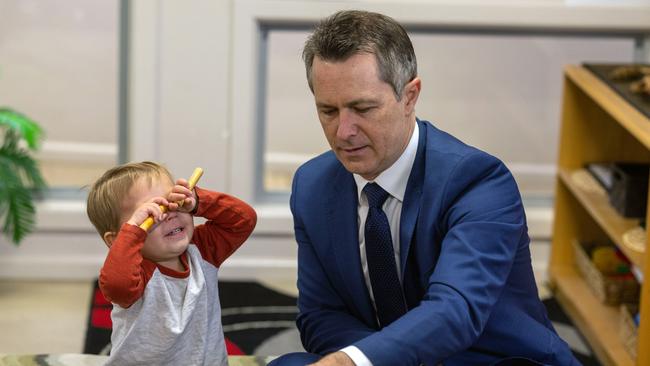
[[354, 120, 419, 203]]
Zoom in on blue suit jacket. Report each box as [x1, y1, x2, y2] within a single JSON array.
[[290, 120, 578, 366]]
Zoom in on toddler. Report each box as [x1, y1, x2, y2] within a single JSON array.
[[86, 161, 256, 365]]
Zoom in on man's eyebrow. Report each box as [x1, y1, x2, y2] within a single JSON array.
[[316, 102, 334, 109], [316, 99, 378, 109], [347, 99, 378, 107]]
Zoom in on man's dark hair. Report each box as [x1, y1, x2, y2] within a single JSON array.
[[302, 10, 417, 99]]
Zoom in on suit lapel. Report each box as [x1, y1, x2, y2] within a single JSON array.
[[400, 119, 426, 274], [327, 166, 375, 324]]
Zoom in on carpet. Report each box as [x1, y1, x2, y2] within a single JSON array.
[[84, 280, 601, 364]]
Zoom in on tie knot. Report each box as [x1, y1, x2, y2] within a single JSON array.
[[363, 183, 390, 208]]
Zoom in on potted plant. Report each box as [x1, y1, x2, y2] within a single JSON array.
[[0, 108, 46, 245]]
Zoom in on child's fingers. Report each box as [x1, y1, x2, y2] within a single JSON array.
[[128, 200, 168, 227], [135, 203, 161, 224], [148, 197, 169, 219], [169, 186, 193, 205], [168, 191, 185, 201], [171, 185, 192, 197], [146, 202, 166, 221], [151, 197, 169, 207], [167, 202, 179, 211], [183, 197, 196, 209], [168, 192, 188, 205], [175, 178, 189, 188]]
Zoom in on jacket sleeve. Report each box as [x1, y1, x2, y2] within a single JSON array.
[[99, 223, 156, 308], [292, 169, 376, 354], [191, 186, 257, 267], [353, 152, 528, 365]]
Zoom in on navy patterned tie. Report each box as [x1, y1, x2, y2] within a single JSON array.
[[363, 183, 407, 328]]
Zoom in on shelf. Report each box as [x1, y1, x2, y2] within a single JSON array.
[[565, 65, 650, 150], [558, 168, 645, 269], [550, 265, 635, 366], [553, 65, 650, 366]]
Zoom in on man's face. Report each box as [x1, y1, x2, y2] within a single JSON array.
[[311, 53, 419, 180]]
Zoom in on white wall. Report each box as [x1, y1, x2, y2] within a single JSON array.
[[0, 0, 119, 187], [2, 0, 650, 281]]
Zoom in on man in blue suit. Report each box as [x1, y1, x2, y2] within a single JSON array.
[[271, 10, 579, 366]]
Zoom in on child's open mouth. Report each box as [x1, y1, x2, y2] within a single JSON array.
[[165, 227, 184, 237]]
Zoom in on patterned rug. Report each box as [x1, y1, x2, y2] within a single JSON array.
[[84, 280, 601, 364]]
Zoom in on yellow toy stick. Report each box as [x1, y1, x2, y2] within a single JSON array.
[[139, 167, 204, 231]]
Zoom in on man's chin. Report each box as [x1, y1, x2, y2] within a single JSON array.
[[340, 161, 364, 174], [340, 162, 378, 180]]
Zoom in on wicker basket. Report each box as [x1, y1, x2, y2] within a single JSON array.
[[572, 240, 640, 305], [619, 304, 639, 359]]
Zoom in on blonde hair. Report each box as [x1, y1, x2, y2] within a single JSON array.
[[86, 161, 173, 237]]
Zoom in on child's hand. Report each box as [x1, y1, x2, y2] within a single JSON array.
[[167, 178, 197, 213], [126, 197, 169, 227]]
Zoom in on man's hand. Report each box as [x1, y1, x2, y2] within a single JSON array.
[[308, 352, 355, 366]]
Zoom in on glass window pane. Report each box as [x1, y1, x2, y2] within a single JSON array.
[[264, 30, 328, 192]]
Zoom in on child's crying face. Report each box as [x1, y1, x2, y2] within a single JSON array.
[[122, 176, 194, 271]]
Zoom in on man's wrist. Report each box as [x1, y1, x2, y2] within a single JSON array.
[[340, 346, 372, 366]]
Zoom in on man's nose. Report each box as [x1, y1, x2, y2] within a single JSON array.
[[336, 110, 357, 140]]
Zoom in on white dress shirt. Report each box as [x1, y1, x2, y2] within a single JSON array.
[[340, 121, 419, 366]]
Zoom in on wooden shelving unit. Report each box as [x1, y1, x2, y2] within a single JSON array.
[[558, 169, 644, 268], [550, 65, 650, 366]]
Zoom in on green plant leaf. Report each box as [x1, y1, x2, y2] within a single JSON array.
[[0, 108, 43, 150], [1, 186, 36, 244], [0, 146, 47, 190], [0, 161, 21, 219], [0, 156, 37, 245], [0, 107, 46, 245]]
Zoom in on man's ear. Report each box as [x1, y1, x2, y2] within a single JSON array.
[[103, 232, 116, 249], [402, 77, 421, 116]]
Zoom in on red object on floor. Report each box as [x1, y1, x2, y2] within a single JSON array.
[[225, 338, 245, 355], [91, 287, 113, 329], [91, 307, 113, 329], [94, 289, 111, 306]]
